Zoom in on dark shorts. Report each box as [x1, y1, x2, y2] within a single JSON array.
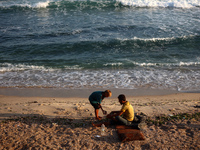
[[109, 116, 132, 126], [90, 102, 100, 109]]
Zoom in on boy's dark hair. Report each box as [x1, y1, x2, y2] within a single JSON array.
[[118, 94, 126, 101]]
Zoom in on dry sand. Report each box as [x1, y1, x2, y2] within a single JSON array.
[[0, 89, 200, 149]]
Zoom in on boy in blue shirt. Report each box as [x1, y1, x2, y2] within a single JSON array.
[[89, 90, 112, 120]]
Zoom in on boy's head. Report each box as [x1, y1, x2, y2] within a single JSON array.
[[104, 90, 112, 97], [118, 94, 126, 104]]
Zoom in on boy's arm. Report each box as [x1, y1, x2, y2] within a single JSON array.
[[99, 104, 107, 115], [107, 111, 124, 119], [110, 111, 121, 114], [112, 111, 123, 117]]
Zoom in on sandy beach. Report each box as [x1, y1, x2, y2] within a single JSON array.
[[0, 88, 200, 149]]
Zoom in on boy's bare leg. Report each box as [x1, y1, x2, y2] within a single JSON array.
[[95, 109, 102, 120]]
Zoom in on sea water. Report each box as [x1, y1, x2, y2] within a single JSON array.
[[0, 0, 200, 91]]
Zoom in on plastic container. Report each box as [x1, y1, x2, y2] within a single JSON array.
[[101, 124, 105, 136]]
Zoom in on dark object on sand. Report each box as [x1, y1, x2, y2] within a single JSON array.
[[194, 105, 200, 108], [116, 125, 145, 142]]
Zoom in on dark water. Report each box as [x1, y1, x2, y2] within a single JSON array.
[[0, 0, 200, 91]]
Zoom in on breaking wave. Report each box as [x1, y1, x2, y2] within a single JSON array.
[[0, 0, 199, 10]]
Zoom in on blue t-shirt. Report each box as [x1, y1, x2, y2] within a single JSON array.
[[89, 91, 103, 104]]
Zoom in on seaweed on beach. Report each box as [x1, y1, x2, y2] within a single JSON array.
[[146, 112, 200, 126]]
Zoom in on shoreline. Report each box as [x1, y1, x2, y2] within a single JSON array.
[[0, 87, 180, 98]]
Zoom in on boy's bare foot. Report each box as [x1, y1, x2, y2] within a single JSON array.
[[96, 116, 102, 120]]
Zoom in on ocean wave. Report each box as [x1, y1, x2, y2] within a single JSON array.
[[0, 63, 82, 72], [0, 63, 51, 72], [1, 66, 200, 91], [0, 0, 199, 10], [132, 61, 200, 67], [102, 59, 200, 68], [103, 62, 123, 66], [1, 34, 199, 71], [118, 0, 200, 8], [1, 57, 200, 74], [0, 0, 51, 9], [1, 33, 198, 48], [118, 35, 198, 42]]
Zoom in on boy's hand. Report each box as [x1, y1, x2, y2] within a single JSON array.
[[103, 110, 107, 115]]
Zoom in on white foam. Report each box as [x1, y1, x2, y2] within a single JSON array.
[[33, 1, 51, 8], [0, 63, 82, 72], [1, 63, 200, 91], [103, 62, 123, 66], [179, 61, 200, 66], [118, 35, 196, 43], [118, 0, 200, 8], [0, 0, 52, 8], [133, 61, 200, 67], [1, 66, 200, 91], [0, 63, 48, 72]]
